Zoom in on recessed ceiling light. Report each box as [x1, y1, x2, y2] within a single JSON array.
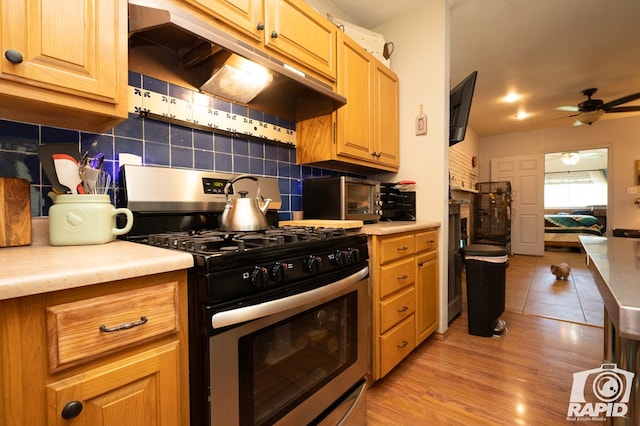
[[503, 92, 521, 103], [514, 111, 529, 120]]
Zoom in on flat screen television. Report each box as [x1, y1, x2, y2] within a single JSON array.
[[449, 70, 477, 146]]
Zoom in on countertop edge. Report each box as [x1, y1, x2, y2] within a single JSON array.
[[580, 235, 640, 340], [0, 240, 194, 301], [360, 221, 441, 235]]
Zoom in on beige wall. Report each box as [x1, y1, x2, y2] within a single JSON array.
[[476, 116, 640, 232]]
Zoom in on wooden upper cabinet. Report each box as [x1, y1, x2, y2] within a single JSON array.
[[296, 32, 399, 173], [264, 0, 336, 81], [184, 0, 264, 41], [373, 60, 399, 168], [184, 0, 336, 82], [335, 34, 373, 161], [0, 0, 128, 131]]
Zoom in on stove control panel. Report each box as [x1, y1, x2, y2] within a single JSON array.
[[197, 237, 369, 303]]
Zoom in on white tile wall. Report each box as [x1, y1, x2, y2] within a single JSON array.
[[129, 86, 296, 145]]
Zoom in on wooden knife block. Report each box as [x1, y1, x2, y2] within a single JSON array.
[[0, 177, 32, 247]]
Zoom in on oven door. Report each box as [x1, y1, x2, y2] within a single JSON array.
[[208, 267, 369, 426]]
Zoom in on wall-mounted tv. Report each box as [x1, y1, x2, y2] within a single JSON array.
[[449, 70, 477, 146]]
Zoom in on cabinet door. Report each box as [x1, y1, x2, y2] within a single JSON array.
[[1, 0, 122, 103], [416, 250, 439, 344], [335, 33, 373, 161], [265, 0, 336, 81], [47, 342, 181, 426], [184, 0, 264, 41], [372, 61, 399, 167]]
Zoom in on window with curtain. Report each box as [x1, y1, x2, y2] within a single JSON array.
[[544, 169, 608, 208]]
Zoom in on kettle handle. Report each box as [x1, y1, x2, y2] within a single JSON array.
[[223, 174, 261, 201]]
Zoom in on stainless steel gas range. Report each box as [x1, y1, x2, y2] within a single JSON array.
[[117, 165, 369, 426]]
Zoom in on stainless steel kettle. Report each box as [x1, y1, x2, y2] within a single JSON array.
[[220, 175, 272, 231]]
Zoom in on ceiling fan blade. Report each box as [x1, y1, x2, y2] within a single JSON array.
[[603, 105, 640, 113], [601, 92, 640, 110], [556, 105, 580, 112]]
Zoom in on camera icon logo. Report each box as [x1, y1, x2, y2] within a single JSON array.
[[567, 363, 635, 419]]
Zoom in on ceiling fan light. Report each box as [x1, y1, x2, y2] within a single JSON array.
[[578, 110, 604, 125], [561, 152, 580, 166]]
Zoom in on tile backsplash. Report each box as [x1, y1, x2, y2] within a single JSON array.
[[0, 71, 343, 220]]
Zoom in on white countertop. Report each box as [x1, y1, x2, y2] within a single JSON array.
[[360, 221, 441, 235], [0, 218, 193, 301], [580, 235, 640, 340]]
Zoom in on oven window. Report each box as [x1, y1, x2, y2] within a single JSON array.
[[238, 292, 358, 426], [345, 184, 373, 215]]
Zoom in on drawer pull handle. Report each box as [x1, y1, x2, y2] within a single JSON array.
[[397, 340, 408, 349], [426, 239, 435, 244], [100, 316, 148, 333], [397, 246, 409, 251], [397, 274, 409, 280], [397, 306, 409, 313]]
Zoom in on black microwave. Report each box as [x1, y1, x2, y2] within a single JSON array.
[[302, 177, 381, 222]]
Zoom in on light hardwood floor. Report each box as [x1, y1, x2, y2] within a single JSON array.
[[366, 250, 606, 425]]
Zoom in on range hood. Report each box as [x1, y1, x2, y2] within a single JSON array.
[[128, 0, 346, 121]]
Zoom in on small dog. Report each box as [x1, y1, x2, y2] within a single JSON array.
[[550, 263, 571, 280]]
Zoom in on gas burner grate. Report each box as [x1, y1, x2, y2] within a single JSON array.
[[147, 227, 352, 256]]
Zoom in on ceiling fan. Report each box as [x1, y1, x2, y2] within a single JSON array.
[[556, 88, 640, 125]]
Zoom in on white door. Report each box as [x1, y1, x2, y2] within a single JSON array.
[[491, 154, 544, 256]]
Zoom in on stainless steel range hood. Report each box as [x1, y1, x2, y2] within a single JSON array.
[[128, 0, 346, 121]]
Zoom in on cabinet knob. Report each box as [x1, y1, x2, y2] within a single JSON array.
[[61, 401, 83, 420], [4, 49, 23, 64], [256, 22, 264, 31], [418, 261, 424, 267], [271, 31, 278, 38]]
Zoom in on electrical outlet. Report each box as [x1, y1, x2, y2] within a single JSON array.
[[627, 187, 637, 195]]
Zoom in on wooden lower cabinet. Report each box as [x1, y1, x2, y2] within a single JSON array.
[[369, 228, 439, 380], [0, 270, 189, 426]]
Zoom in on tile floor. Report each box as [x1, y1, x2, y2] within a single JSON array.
[[463, 248, 605, 327]]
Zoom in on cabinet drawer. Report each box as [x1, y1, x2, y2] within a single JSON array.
[[380, 257, 415, 298], [380, 287, 415, 334], [380, 315, 415, 377], [415, 229, 438, 253], [379, 234, 415, 264], [46, 282, 179, 371]]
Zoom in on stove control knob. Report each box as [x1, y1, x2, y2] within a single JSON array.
[[304, 256, 322, 273], [251, 266, 269, 288], [331, 250, 347, 266], [347, 248, 361, 263], [270, 262, 288, 282]]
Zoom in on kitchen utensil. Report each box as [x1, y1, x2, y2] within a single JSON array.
[[220, 174, 271, 231], [90, 152, 105, 170], [53, 154, 85, 194], [36, 144, 80, 193], [48, 193, 134, 245], [0, 177, 31, 247], [94, 170, 111, 195]]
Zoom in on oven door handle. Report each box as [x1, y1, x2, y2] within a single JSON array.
[[211, 266, 369, 329]]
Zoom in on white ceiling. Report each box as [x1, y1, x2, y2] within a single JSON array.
[[328, 0, 640, 137]]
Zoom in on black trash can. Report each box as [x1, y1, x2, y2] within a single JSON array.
[[461, 244, 509, 337]]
